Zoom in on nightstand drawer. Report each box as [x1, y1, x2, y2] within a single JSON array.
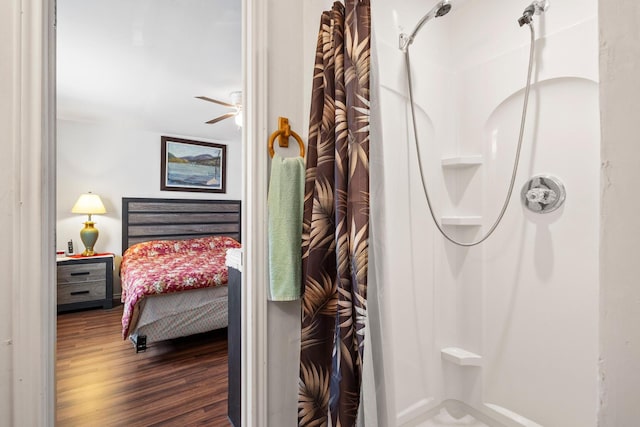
[[57, 262, 106, 285], [57, 280, 106, 305]]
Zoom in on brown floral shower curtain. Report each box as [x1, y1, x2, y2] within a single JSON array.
[[298, 1, 370, 426]]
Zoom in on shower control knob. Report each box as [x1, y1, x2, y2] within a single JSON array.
[[521, 175, 566, 213], [525, 187, 557, 205]]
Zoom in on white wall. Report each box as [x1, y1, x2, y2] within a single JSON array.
[[56, 119, 242, 294], [264, 0, 307, 425], [599, 0, 640, 424]]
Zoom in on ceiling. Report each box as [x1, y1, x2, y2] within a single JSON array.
[[56, 0, 242, 142]]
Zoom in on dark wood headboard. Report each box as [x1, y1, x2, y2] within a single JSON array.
[[122, 197, 241, 251]]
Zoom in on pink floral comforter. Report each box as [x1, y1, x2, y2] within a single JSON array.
[[120, 236, 241, 339]]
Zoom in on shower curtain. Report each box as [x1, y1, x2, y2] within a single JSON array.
[[298, 0, 371, 426]]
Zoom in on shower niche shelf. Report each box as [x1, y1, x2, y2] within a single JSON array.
[[441, 347, 482, 366], [440, 216, 482, 226], [441, 155, 483, 169]]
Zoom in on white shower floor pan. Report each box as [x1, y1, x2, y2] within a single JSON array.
[[414, 400, 543, 427]]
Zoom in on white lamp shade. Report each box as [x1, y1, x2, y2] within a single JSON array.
[[71, 193, 106, 215]]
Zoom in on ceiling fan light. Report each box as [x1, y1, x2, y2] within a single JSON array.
[[197, 91, 243, 125]]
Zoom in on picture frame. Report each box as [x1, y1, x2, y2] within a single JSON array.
[[161, 136, 227, 193]]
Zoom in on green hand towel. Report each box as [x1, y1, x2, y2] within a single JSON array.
[[268, 154, 305, 301]]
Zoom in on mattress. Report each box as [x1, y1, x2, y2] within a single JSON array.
[[130, 285, 229, 344]]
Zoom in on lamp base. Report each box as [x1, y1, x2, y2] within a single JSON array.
[[80, 221, 100, 257]]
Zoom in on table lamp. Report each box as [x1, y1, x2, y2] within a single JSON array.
[[71, 192, 106, 256]]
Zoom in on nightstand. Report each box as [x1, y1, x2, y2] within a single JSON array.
[[56, 255, 114, 313]]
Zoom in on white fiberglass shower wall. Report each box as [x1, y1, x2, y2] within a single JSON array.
[[370, 0, 599, 425]]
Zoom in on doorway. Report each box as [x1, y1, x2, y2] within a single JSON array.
[[55, 0, 243, 424], [5, 0, 268, 424]]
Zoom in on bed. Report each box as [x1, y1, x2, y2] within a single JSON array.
[[120, 197, 241, 352]]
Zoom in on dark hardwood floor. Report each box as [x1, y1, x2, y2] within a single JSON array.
[[56, 306, 230, 426]]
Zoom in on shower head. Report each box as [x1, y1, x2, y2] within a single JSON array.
[[518, 0, 550, 27], [435, 1, 452, 18], [399, 0, 452, 51]]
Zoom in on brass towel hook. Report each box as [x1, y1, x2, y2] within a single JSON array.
[[268, 117, 305, 158]]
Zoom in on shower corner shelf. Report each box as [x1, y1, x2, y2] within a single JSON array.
[[441, 155, 483, 169], [440, 216, 483, 226], [441, 347, 482, 366]]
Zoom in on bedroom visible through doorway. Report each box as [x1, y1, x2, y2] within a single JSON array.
[[55, 0, 243, 424]]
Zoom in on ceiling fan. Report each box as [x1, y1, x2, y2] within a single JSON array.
[[196, 91, 242, 125]]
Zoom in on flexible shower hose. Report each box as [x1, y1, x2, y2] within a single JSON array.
[[404, 22, 536, 247]]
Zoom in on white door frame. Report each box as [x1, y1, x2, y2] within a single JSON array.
[[242, 0, 269, 425], [11, 0, 56, 424], [16, 0, 269, 425]]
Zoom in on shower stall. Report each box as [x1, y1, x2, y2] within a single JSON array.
[[368, 0, 599, 425]]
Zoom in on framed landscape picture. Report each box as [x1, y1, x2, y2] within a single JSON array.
[[161, 136, 226, 193]]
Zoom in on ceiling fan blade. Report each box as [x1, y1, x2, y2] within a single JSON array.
[[205, 111, 237, 124], [196, 96, 236, 108]]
